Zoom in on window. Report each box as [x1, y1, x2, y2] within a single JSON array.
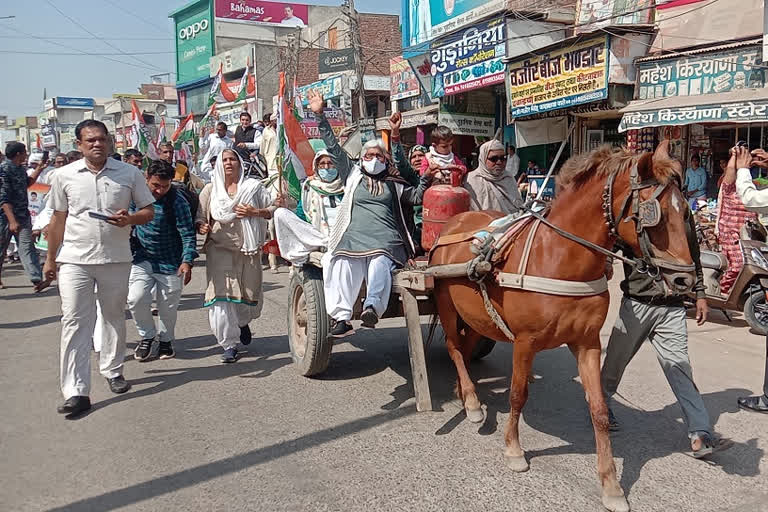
[[328, 27, 338, 49]]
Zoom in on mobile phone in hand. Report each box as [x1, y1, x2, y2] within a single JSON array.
[[42, 150, 49, 161], [88, 211, 113, 221]]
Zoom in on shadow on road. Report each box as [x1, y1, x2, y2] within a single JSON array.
[[45, 405, 417, 512], [0, 314, 61, 329]]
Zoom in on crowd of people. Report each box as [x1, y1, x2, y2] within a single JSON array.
[[1, 107, 766, 432]]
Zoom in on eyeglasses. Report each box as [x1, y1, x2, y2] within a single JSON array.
[[316, 162, 334, 169], [487, 155, 507, 163], [363, 154, 386, 162]]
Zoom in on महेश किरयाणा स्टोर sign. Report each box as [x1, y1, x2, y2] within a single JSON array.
[[507, 36, 610, 117], [619, 101, 768, 132], [636, 46, 765, 99], [430, 18, 506, 98]]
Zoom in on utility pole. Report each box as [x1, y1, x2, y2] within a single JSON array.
[[343, 0, 366, 122]]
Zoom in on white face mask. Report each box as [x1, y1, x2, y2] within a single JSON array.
[[362, 158, 386, 175]]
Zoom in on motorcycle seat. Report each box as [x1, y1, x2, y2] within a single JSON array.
[[699, 250, 728, 271]]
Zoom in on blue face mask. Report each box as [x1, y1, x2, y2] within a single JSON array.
[[317, 167, 338, 182]]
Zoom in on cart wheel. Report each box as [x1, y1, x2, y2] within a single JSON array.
[[743, 289, 768, 335], [472, 337, 496, 360], [288, 266, 332, 376]]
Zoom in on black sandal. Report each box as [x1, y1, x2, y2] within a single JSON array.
[[738, 395, 768, 414]]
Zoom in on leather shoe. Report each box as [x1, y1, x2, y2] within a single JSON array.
[[57, 396, 91, 416], [107, 376, 132, 394]]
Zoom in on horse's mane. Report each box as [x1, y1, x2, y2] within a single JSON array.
[[556, 145, 681, 190]]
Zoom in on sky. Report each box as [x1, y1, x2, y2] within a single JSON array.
[[0, 0, 400, 119]]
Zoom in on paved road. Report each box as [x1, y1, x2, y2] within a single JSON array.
[[1, 259, 767, 512]]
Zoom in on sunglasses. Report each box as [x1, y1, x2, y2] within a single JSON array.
[[487, 155, 507, 163]]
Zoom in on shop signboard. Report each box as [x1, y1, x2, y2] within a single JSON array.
[[390, 56, 421, 100], [619, 100, 768, 132], [175, 1, 214, 84], [43, 98, 55, 111], [300, 108, 345, 138], [402, 0, 505, 48], [636, 46, 765, 100], [575, 0, 653, 35], [507, 36, 610, 118], [297, 75, 344, 106], [319, 49, 356, 75], [55, 96, 95, 109], [437, 110, 494, 138], [214, 0, 308, 28], [430, 19, 505, 98]]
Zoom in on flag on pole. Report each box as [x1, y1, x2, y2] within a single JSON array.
[[157, 118, 167, 146], [198, 103, 218, 144], [208, 63, 255, 105], [130, 99, 158, 159], [171, 112, 198, 152], [292, 77, 305, 121], [277, 72, 315, 200], [35, 133, 42, 150]]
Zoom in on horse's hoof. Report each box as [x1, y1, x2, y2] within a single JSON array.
[[504, 455, 529, 472], [601, 494, 629, 512], [465, 407, 485, 423]]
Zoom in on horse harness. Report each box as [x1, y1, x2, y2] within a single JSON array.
[[457, 161, 694, 340]]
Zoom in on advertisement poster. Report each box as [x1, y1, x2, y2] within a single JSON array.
[[437, 110, 494, 137], [507, 36, 609, 118], [176, 2, 214, 83], [430, 19, 505, 98], [300, 108, 345, 138], [575, 0, 653, 34], [390, 56, 421, 100], [636, 46, 764, 100], [319, 49, 356, 74], [215, 0, 308, 28], [296, 75, 344, 105], [403, 0, 505, 47]]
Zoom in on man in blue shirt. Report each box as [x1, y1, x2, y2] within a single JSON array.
[[0, 142, 49, 291], [684, 155, 707, 209], [129, 160, 198, 361]]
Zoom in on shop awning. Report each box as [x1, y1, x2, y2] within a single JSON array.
[[618, 88, 768, 132]]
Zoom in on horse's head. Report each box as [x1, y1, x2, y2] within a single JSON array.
[[606, 141, 695, 296]]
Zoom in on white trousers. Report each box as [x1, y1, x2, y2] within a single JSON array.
[[273, 207, 328, 266], [127, 261, 184, 342], [59, 262, 131, 399], [208, 301, 254, 351], [323, 254, 395, 321]]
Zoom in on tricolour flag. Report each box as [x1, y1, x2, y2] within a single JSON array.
[[35, 133, 42, 150], [277, 72, 315, 200], [171, 112, 198, 152], [130, 99, 158, 159], [208, 63, 255, 105], [157, 118, 167, 146]]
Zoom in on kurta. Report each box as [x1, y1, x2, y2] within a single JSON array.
[[334, 180, 408, 266], [197, 183, 266, 312], [718, 182, 757, 295]]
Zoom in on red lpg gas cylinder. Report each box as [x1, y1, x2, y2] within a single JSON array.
[[421, 169, 470, 251]]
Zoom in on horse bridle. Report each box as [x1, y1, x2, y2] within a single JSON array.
[[602, 163, 696, 275]]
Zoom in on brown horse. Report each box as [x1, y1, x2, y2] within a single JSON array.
[[429, 142, 693, 512]]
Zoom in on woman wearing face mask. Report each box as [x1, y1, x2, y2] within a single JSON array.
[[273, 150, 345, 265], [307, 90, 439, 338], [196, 149, 275, 363], [464, 139, 523, 213]]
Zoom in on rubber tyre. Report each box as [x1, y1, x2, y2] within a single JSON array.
[[743, 290, 768, 335], [471, 337, 496, 360], [288, 266, 332, 376]]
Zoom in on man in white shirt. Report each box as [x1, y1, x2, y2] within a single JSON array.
[[505, 145, 520, 177], [199, 122, 233, 180], [733, 145, 768, 415], [280, 6, 306, 27], [44, 120, 155, 418]]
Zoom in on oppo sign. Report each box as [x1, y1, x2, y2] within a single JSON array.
[[179, 19, 209, 40]]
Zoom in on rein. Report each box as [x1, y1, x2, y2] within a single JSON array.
[[523, 160, 694, 274]]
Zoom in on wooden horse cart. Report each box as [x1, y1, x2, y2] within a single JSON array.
[[286, 252, 496, 412]]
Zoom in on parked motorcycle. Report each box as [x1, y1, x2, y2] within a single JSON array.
[[698, 220, 768, 334]]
